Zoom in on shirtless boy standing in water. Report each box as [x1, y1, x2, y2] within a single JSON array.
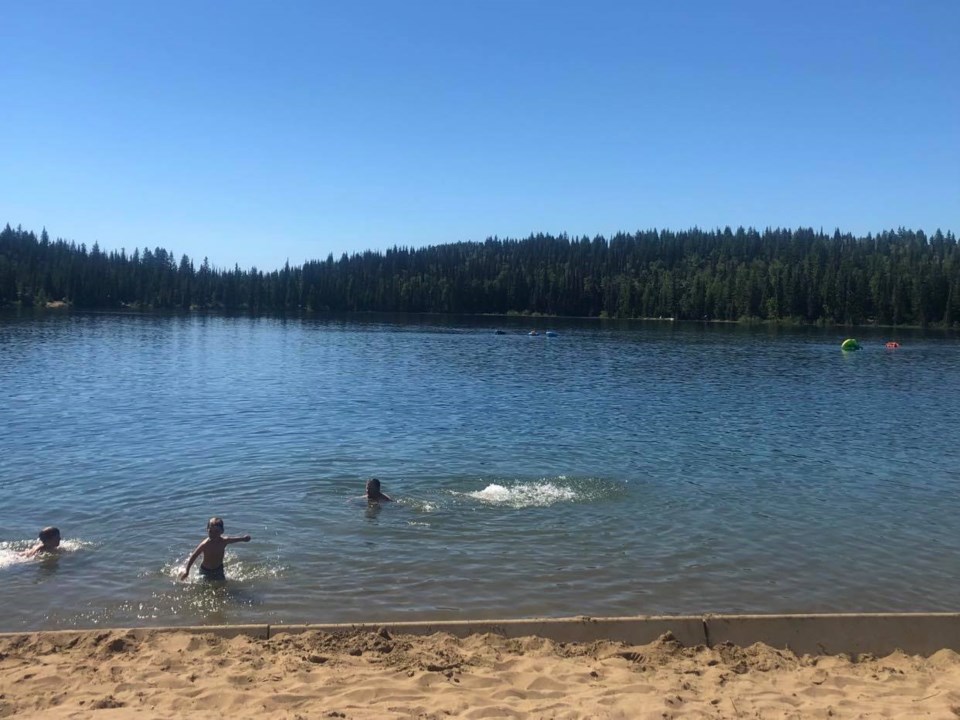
[[179, 517, 251, 581]]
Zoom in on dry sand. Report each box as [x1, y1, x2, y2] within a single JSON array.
[[2, 628, 960, 719]]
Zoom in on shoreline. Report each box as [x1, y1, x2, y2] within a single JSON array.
[[6, 612, 960, 657], [4, 613, 960, 718], [2, 304, 957, 331]]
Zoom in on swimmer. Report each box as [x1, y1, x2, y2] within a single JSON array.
[[179, 517, 251, 581], [364, 477, 392, 502], [21, 526, 61, 558]]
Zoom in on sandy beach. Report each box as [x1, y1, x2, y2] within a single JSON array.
[[3, 627, 960, 719]]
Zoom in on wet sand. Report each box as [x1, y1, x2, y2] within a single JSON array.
[[3, 627, 960, 718]]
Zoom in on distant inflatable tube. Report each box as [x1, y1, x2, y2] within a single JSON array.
[[885, 341, 900, 349], [841, 338, 861, 351]]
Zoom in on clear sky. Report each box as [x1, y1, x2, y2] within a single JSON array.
[[3, 1, 957, 272]]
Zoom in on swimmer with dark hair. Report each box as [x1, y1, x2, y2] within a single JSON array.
[[364, 478, 392, 502], [21, 526, 61, 557]]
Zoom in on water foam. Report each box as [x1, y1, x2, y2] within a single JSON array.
[[463, 480, 578, 508], [0, 547, 28, 569], [399, 498, 438, 513], [163, 552, 284, 583]]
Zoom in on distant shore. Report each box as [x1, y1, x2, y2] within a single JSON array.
[[1, 302, 955, 332]]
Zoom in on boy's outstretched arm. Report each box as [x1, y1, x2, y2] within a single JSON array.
[[224, 534, 252, 544], [179, 540, 207, 580]]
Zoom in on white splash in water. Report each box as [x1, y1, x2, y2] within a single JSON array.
[[58, 539, 90, 552], [164, 552, 284, 583], [227, 558, 284, 582], [0, 548, 27, 569], [464, 481, 578, 508], [399, 498, 437, 513]]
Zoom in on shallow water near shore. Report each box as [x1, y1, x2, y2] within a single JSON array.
[[1, 311, 959, 631]]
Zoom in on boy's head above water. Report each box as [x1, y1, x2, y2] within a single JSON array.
[[207, 517, 225, 537], [39, 526, 61, 548], [364, 478, 392, 502]]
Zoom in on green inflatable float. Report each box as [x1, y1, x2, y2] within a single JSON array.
[[841, 338, 861, 351]]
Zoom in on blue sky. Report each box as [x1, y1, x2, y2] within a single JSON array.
[[2, 1, 957, 272]]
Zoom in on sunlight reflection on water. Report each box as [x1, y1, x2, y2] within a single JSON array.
[[1, 312, 959, 630]]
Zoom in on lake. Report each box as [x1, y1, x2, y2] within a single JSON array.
[[1, 311, 958, 631]]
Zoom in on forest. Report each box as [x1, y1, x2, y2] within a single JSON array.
[[1, 223, 958, 326]]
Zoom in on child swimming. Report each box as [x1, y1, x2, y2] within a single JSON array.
[[364, 477, 392, 502], [21, 527, 61, 558], [179, 517, 251, 581]]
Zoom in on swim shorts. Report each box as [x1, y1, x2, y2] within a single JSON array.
[[199, 564, 226, 581]]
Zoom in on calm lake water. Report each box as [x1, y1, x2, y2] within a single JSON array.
[[1, 311, 959, 632]]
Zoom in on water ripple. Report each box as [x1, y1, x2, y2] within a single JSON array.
[[1, 312, 959, 629]]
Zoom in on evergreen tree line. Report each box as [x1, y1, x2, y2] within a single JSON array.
[[2, 223, 958, 326]]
